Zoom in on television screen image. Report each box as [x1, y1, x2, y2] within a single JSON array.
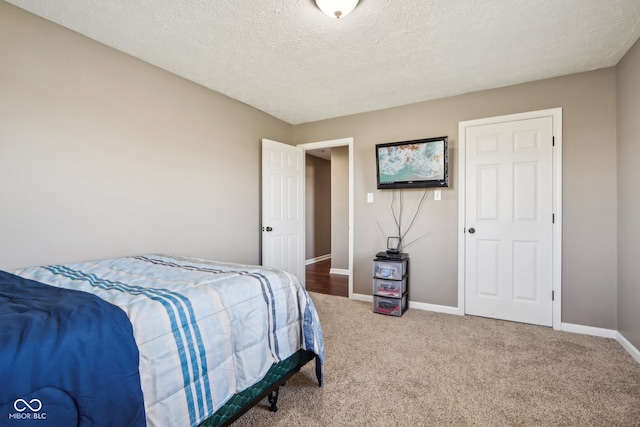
[[376, 136, 448, 189]]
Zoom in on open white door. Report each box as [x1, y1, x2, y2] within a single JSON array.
[[261, 139, 305, 284]]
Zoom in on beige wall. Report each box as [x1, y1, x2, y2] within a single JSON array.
[[331, 146, 349, 270], [294, 69, 618, 329], [0, 2, 291, 269], [2, 2, 634, 334], [305, 154, 331, 260], [616, 38, 640, 350]]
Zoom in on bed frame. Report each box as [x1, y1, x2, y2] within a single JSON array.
[[198, 350, 316, 426]]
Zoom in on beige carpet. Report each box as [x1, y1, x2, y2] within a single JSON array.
[[233, 292, 640, 426]]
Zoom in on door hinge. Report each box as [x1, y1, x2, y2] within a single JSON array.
[[552, 136, 555, 146], [552, 213, 555, 223], [552, 290, 555, 301]]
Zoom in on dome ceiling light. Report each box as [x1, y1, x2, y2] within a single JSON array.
[[315, 0, 359, 19]]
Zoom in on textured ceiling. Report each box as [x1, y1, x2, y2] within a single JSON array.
[[6, 0, 640, 124]]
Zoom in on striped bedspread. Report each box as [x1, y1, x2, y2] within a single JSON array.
[[12, 254, 324, 427]]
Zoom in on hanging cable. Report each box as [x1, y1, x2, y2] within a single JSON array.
[[386, 187, 430, 252], [390, 190, 400, 235], [399, 189, 404, 241], [401, 187, 429, 242]]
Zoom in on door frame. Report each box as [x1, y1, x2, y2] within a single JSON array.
[[457, 109, 562, 330], [297, 137, 354, 299]]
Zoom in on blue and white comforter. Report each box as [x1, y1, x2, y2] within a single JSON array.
[[0, 270, 145, 427], [12, 254, 324, 427]]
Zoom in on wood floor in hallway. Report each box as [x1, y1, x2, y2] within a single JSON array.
[[305, 258, 348, 297]]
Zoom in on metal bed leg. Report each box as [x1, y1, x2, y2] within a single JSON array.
[[267, 388, 279, 412]]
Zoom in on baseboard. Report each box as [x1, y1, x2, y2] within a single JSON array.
[[560, 322, 617, 339], [329, 268, 349, 276], [351, 293, 460, 316], [305, 254, 331, 265], [560, 323, 640, 364], [351, 293, 373, 303], [616, 331, 640, 364], [408, 300, 462, 316]]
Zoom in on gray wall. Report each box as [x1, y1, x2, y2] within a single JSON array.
[[2, 2, 637, 336], [293, 69, 618, 329], [305, 154, 331, 260], [616, 38, 640, 350], [0, 2, 291, 269], [330, 146, 349, 270]]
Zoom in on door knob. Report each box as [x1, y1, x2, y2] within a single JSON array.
[[468, 227, 475, 234], [265, 226, 273, 232]]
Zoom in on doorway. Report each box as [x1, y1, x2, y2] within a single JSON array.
[[298, 138, 354, 298], [458, 109, 562, 329]]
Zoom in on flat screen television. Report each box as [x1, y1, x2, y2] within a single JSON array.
[[376, 136, 448, 189]]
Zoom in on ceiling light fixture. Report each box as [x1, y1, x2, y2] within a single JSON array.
[[315, 0, 359, 19]]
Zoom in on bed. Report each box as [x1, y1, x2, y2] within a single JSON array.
[[0, 254, 324, 427]]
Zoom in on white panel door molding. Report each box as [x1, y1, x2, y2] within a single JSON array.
[[458, 109, 562, 329], [261, 139, 305, 284]]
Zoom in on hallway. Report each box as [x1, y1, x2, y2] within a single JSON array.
[[305, 258, 348, 297]]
